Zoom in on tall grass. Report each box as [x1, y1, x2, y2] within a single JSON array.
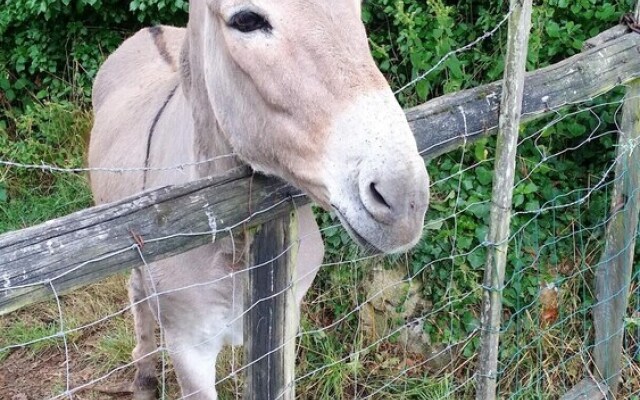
[[0, 101, 93, 233]]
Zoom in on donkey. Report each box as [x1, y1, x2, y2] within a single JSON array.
[[88, 1, 430, 399]]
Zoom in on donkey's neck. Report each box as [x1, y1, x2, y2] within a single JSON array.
[[180, 3, 240, 178]]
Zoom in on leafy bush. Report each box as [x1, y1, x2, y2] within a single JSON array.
[[363, 0, 635, 105], [1, 0, 634, 315], [0, 0, 188, 107], [0, 0, 634, 108]]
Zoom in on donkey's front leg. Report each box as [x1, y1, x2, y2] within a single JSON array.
[[165, 328, 225, 400], [129, 267, 160, 400]]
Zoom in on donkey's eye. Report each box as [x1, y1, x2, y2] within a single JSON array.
[[228, 11, 272, 33]]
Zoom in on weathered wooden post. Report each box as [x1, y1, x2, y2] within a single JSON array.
[[592, 3, 640, 398], [475, 0, 532, 398], [244, 212, 298, 400]]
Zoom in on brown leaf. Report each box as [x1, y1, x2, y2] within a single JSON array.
[[541, 307, 559, 326], [540, 282, 559, 327]]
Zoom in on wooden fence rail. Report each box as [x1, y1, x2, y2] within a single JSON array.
[[1, 29, 640, 316]]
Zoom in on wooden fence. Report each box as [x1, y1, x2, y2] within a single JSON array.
[[1, 13, 640, 400], [477, 1, 532, 397]]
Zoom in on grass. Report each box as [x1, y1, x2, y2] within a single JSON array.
[[86, 316, 136, 373], [0, 100, 93, 233], [0, 320, 62, 362], [295, 260, 472, 399], [0, 173, 91, 231]]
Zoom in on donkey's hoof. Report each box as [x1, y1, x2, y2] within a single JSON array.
[[131, 374, 158, 400], [132, 390, 157, 400]]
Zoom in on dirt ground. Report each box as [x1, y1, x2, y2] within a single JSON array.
[[0, 275, 177, 400], [0, 348, 134, 399], [0, 275, 244, 400]]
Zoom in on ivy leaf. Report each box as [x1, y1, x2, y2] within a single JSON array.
[[446, 56, 463, 79], [475, 166, 493, 186], [13, 78, 28, 90], [522, 182, 538, 195], [467, 248, 486, 269], [0, 77, 10, 91], [4, 89, 16, 102], [525, 200, 541, 212], [546, 21, 561, 38], [513, 194, 525, 207], [416, 80, 430, 101]]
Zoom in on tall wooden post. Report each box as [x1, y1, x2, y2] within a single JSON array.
[[476, 0, 532, 398], [592, 3, 640, 398], [244, 212, 298, 400]]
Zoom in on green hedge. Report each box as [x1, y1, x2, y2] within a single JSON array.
[[0, 0, 188, 107], [0, 0, 634, 111]]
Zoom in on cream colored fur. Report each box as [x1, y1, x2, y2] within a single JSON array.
[[88, 1, 429, 398]]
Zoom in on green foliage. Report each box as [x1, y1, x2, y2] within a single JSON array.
[[87, 315, 136, 372], [0, 0, 188, 108], [316, 1, 636, 394], [0, 0, 632, 111], [363, 0, 635, 105]]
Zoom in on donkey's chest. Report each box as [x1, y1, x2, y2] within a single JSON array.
[[144, 91, 200, 190]]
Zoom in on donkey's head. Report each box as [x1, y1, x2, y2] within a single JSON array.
[[188, 0, 429, 253]]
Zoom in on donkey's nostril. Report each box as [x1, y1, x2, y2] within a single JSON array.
[[361, 180, 396, 225], [369, 182, 391, 210]]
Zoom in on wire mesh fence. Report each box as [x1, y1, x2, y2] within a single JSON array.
[[1, 2, 640, 399], [290, 90, 640, 399]]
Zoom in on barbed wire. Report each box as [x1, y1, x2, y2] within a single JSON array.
[[0, 153, 239, 175]]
